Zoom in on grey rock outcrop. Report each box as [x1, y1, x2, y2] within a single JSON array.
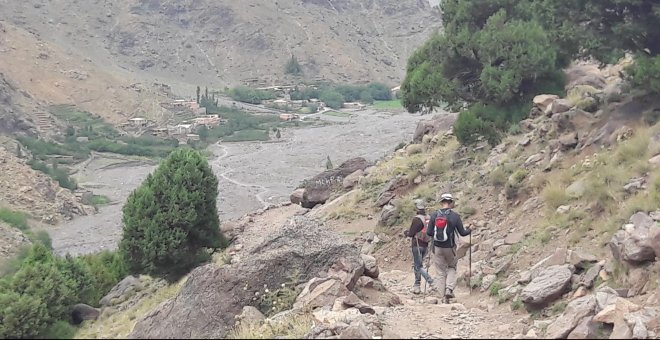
[[610, 212, 657, 264], [294, 157, 371, 208], [521, 264, 573, 309], [129, 216, 362, 339]]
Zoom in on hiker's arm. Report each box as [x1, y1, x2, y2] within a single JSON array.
[[426, 212, 436, 236], [404, 217, 423, 237], [455, 214, 471, 236]]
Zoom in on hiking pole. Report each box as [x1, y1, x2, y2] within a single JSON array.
[[415, 237, 426, 300], [468, 233, 472, 295]]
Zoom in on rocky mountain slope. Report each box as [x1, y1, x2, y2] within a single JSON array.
[[0, 21, 173, 131], [0, 145, 95, 225], [74, 58, 660, 339], [0, 0, 441, 93]]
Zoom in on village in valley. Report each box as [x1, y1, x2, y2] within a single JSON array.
[[120, 83, 402, 144]]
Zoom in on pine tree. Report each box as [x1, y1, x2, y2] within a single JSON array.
[[275, 129, 281, 139], [119, 149, 226, 279], [196, 86, 201, 104], [326, 156, 333, 170]]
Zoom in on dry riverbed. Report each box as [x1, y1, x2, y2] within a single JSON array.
[[49, 109, 425, 256]]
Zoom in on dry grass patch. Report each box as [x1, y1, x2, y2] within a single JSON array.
[[391, 193, 416, 227], [584, 159, 628, 213], [614, 128, 650, 166], [413, 182, 437, 203], [406, 144, 423, 155], [542, 181, 570, 211], [490, 166, 509, 187], [325, 189, 368, 220], [566, 85, 599, 105], [425, 156, 449, 175], [227, 313, 314, 339], [75, 276, 187, 339]]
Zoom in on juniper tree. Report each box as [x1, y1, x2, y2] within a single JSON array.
[[119, 148, 226, 279]]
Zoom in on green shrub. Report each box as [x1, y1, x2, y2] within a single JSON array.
[[228, 87, 276, 104], [454, 109, 500, 146], [90, 195, 111, 206], [0, 243, 128, 339], [0, 289, 49, 339], [508, 123, 522, 135], [120, 149, 227, 280], [284, 55, 303, 75], [258, 281, 301, 317], [320, 90, 345, 109], [490, 167, 508, 187], [489, 281, 502, 296], [79, 251, 128, 303], [26, 160, 78, 190], [511, 298, 523, 310], [626, 55, 660, 93], [31, 231, 53, 250], [39, 320, 76, 339], [0, 208, 29, 231]]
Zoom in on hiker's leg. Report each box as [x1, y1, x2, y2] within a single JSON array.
[[432, 247, 448, 295], [418, 246, 433, 283], [411, 247, 422, 286], [444, 248, 459, 293]]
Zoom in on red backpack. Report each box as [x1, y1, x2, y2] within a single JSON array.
[[415, 214, 432, 243], [433, 209, 451, 242]]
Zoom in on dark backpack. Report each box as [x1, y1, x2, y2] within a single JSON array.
[[414, 214, 432, 243], [433, 209, 452, 243]]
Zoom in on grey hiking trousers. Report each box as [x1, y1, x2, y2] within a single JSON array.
[[431, 246, 458, 296]]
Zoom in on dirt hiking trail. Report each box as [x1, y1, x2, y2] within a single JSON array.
[[247, 205, 525, 339]]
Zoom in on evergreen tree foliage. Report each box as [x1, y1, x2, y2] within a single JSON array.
[[285, 55, 303, 75], [119, 148, 226, 279], [326, 156, 333, 170], [401, 0, 659, 145]]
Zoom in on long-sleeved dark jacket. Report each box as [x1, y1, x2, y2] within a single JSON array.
[[426, 208, 470, 248], [403, 214, 428, 248]]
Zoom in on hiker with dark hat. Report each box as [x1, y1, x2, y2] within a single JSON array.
[[403, 199, 437, 294], [426, 193, 471, 302]]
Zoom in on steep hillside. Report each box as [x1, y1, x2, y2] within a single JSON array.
[[0, 22, 173, 130], [0, 145, 95, 225], [73, 60, 659, 339], [0, 0, 441, 93]]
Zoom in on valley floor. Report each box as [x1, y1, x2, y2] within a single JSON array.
[[48, 109, 424, 256]]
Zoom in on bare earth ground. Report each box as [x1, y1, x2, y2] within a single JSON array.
[[49, 110, 424, 256]]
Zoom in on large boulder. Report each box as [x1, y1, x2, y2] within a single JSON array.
[[609, 212, 657, 264], [290, 188, 305, 205], [533, 94, 560, 112], [293, 278, 350, 311], [361, 254, 379, 279], [99, 275, 142, 307], [342, 169, 364, 189], [71, 304, 100, 325], [298, 157, 371, 208], [521, 264, 574, 309], [567, 316, 599, 339], [546, 295, 597, 338], [412, 113, 457, 143], [128, 216, 363, 339]]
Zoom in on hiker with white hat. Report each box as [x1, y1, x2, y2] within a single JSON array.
[[426, 193, 471, 302], [403, 199, 437, 294]]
